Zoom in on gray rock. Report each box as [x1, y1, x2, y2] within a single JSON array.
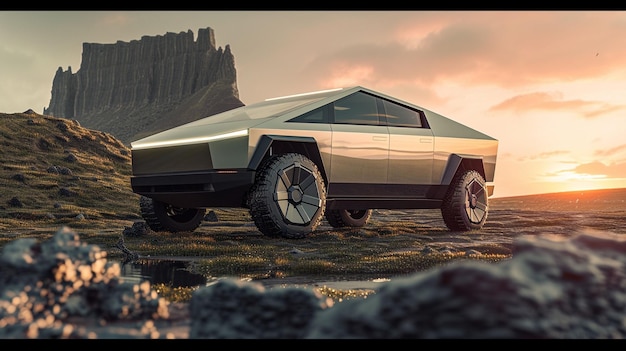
[[64, 153, 77, 163], [123, 221, 152, 237], [204, 210, 219, 222], [305, 230, 626, 339], [59, 187, 76, 197], [58, 166, 72, 175], [43, 27, 244, 144], [0, 227, 170, 338], [184, 230, 626, 339], [189, 279, 332, 339], [7, 197, 22, 207], [11, 173, 25, 182], [47, 165, 60, 174]]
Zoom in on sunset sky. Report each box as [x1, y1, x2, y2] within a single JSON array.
[[1, 10, 625, 198]]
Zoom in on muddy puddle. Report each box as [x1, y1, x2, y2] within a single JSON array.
[[117, 257, 390, 291]]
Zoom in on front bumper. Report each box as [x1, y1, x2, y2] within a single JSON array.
[[131, 169, 256, 208]]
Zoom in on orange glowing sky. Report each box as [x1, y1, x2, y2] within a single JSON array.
[[1, 10, 625, 198]]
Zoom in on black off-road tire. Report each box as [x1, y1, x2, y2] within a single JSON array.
[[248, 153, 326, 239], [440, 170, 488, 231], [139, 196, 206, 233], [325, 209, 373, 228]]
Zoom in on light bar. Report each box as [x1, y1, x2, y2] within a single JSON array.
[[131, 129, 248, 150]]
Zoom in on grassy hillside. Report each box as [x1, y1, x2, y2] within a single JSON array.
[[0, 111, 141, 229]]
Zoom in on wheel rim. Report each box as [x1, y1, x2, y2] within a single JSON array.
[[274, 161, 323, 225], [347, 209, 368, 220], [465, 178, 487, 224], [165, 204, 198, 223]]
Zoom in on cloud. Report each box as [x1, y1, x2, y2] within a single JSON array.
[[595, 144, 626, 157], [572, 161, 626, 178], [298, 12, 626, 98], [98, 13, 131, 27], [548, 161, 626, 179], [488, 91, 625, 118], [300, 24, 494, 89], [517, 150, 570, 162]]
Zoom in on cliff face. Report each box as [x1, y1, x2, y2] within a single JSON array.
[[44, 27, 244, 144]]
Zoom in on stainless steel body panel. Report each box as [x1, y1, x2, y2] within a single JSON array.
[[387, 126, 434, 184], [329, 124, 389, 184]]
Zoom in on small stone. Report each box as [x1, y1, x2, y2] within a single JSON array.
[[204, 210, 219, 222], [58, 167, 73, 175], [56, 122, 68, 132], [64, 153, 77, 163], [7, 197, 23, 207], [47, 166, 60, 174], [59, 187, 75, 197], [11, 173, 25, 182]]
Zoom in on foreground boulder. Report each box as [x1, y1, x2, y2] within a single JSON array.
[[305, 231, 626, 338], [189, 279, 333, 339], [0, 227, 169, 338]]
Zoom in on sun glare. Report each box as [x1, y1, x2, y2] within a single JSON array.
[[548, 171, 607, 182], [533, 169, 626, 196]]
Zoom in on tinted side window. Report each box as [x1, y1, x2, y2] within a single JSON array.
[[382, 100, 423, 128], [287, 106, 328, 123], [333, 92, 380, 126]]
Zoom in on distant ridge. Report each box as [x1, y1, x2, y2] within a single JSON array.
[[43, 27, 245, 144], [491, 187, 626, 212]]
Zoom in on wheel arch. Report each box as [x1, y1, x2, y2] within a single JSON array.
[[440, 154, 487, 186], [248, 135, 328, 185]]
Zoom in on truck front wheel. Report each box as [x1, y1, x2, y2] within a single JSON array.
[[248, 153, 326, 239]]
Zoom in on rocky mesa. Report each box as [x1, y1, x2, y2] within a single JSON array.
[[43, 27, 244, 145]]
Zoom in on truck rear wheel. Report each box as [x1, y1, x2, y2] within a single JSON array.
[[441, 170, 488, 231], [139, 196, 205, 233], [325, 209, 372, 228]]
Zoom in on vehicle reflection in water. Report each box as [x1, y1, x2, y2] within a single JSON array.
[[118, 258, 207, 288], [117, 258, 391, 292]]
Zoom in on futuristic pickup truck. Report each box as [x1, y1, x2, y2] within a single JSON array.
[[130, 86, 498, 239]]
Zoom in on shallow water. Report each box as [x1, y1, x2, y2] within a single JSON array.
[[118, 257, 390, 291], [118, 258, 207, 287]]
